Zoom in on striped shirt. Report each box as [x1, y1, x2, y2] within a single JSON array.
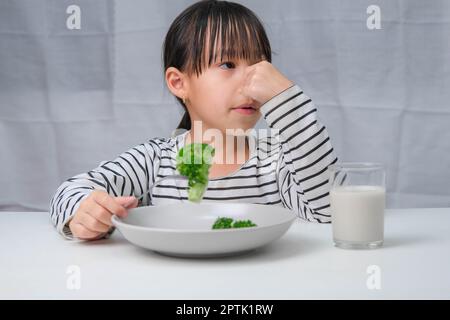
[[50, 84, 338, 239]]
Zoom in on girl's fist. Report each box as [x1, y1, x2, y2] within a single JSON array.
[[240, 60, 294, 106]]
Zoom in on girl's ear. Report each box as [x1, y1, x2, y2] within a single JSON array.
[[165, 67, 188, 100]]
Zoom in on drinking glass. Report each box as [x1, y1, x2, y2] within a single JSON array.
[[328, 162, 386, 249]]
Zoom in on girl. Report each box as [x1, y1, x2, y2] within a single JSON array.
[[50, 0, 338, 240]]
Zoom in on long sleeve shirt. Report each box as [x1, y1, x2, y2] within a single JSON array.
[[49, 84, 338, 239]]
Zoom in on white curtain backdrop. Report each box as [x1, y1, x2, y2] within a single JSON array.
[[0, 0, 449, 212]]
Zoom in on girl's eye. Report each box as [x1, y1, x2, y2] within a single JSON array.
[[219, 62, 235, 70]]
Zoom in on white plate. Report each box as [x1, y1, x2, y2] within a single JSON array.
[[112, 202, 296, 258]]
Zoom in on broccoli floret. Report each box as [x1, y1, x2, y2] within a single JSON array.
[[212, 217, 234, 229], [231, 219, 257, 228], [212, 217, 257, 229], [176, 143, 215, 202]]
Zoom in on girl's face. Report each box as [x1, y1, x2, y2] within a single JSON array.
[[184, 56, 262, 134]]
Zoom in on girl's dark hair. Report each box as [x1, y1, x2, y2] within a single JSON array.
[[163, 0, 272, 131]]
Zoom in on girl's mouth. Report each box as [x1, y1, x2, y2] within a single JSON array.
[[232, 104, 257, 115]]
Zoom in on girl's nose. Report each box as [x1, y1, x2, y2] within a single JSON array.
[[236, 67, 247, 95]]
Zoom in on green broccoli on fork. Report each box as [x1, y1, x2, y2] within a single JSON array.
[[176, 143, 215, 203]]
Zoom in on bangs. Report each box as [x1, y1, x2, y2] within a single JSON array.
[[183, 2, 272, 76]]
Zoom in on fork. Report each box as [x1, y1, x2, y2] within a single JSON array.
[[149, 174, 189, 199]]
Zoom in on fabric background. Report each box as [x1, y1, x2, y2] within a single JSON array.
[[0, 0, 449, 211]]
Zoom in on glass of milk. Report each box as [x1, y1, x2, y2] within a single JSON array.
[[328, 162, 386, 249]]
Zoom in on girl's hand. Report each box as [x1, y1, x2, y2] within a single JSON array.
[[68, 190, 138, 240], [240, 60, 294, 106]]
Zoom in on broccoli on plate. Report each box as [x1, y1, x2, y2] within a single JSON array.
[[212, 217, 257, 229]]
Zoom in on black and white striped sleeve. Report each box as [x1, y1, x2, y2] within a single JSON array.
[[260, 84, 338, 223], [49, 142, 158, 239]]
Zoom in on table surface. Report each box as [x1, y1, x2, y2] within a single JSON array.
[[1, 208, 449, 299]]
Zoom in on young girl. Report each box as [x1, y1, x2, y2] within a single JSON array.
[[50, 0, 338, 240]]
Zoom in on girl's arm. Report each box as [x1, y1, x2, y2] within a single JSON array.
[[259, 84, 338, 222], [49, 142, 158, 239]]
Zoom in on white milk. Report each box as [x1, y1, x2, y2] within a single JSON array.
[[330, 185, 385, 244]]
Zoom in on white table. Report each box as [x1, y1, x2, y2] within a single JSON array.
[[1, 208, 449, 299]]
